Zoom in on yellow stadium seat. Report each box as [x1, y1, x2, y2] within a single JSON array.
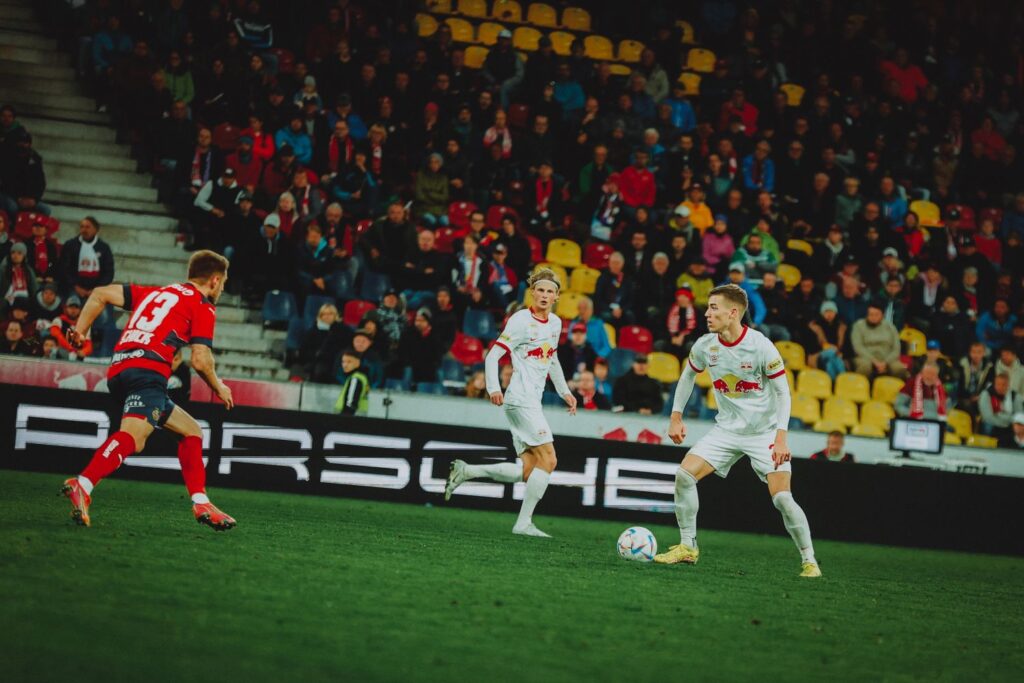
[[445, 17, 475, 43], [776, 263, 801, 291], [786, 238, 813, 256], [944, 432, 962, 445], [562, 7, 592, 32], [491, 0, 523, 23], [786, 368, 795, 392], [545, 238, 582, 268], [549, 30, 575, 56], [676, 20, 696, 44], [426, 0, 453, 13], [686, 47, 716, 73], [556, 291, 588, 319], [647, 352, 681, 384], [813, 419, 846, 434], [527, 2, 558, 27], [909, 200, 942, 228], [851, 423, 886, 438], [415, 13, 439, 38], [608, 64, 632, 76], [797, 369, 832, 400], [899, 327, 927, 357], [584, 35, 614, 60], [456, 0, 487, 18], [780, 83, 805, 107], [823, 397, 859, 429], [792, 393, 821, 425], [604, 322, 616, 348], [695, 368, 711, 389], [775, 340, 806, 371], [513, 26, 542, 51], [835, 372, 871, 403], [617, 40, 645, 63], [860, 400, 895, 431], [872, 375, 906, 404], [463, 45, 489, 69], [569, 265, 601, 295], [476, 22, 507, 46], [947, 408, 974, 439], [706, 387, 717, 410], [966, 434, 998, 449], [677, 71, 700, 95]]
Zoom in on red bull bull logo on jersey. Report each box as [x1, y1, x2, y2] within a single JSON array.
[[711, 373, 762, 398], [525, 343, 556, 363]]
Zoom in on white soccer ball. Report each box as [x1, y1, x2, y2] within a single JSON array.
[[617, 526, 658, 562]]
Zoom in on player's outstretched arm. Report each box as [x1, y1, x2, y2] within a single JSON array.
[[69, 284, 126, 347], [484, 344, 506, 406], [191, 343, 234, 409], [668, 363, 699, 444], [768, 373, 792, 468]]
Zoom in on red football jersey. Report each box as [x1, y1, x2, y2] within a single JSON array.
[[109, 282, 217, 379]]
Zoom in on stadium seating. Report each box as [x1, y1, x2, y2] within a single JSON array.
[[617, 40, 645, 63], [556, 291, 589, 319], [434, 226, 460, 253], [426, 0, 452, 12], [463, 308, 499, 341], [872, 375, 906, 404], [946, 203, 976, 229], [775, 340, 806, 371], [491, 0, 522, 22], [685, 47, 716, 73], [677, 72, 700, 95], [604, 322, 617, 348], [441, 357, 468, 385], [302, 295, 336, 331], [457, 0, 487, 18], [464, 45, 489, 68], [269, 48, 295, 75], [549, 31, 575, 56], [966, 434, 998, 448], [609, 64, 632, 77], [532, 262, 569, 287], [513, 26, 542, 51], [213, 122, 241, 151], [385, 377, 412, 392], [525, 234, 544, 263], [415, 13, 439, 37], [567, 266, 600, 295], [486, 204, 518, 228], [445, 17, 475, 43], [262, 290, 297, 326], [780, 83, 805, 107], [448, 200, 477, 229], [584, 35, 614, 60], [360, 271, 391, 302], [899, 327, 927, 356], [343, 299, 376, 328], [909, 200, 942, 227], [796, 369, 832, 400], [526, 3, 558, 27], [607, 348, 636, 378], [823, 397, 859, 429], [618, 325, 654, 354], [851, 423, 886, 438], [979, 207, 1003, 227], [583, 242, 613, 269], [450, 332, 485, 365], [860, 400, 895, 431], [676, 19, 696, 43], [694, 368, 711, 388], [646, 352, 680, 384], [812, 419, 846, 434], [507, 102, 531, 129], [705, 388, 717, 410], [561, 6, 591, 31], [944, 432, 962, 445], [776, 263, 801, 291], [545, 238, 582, 268], [476, 22, 506, 46], [416, 382, 446, 395], [834, 372, 871, 403], [786, 238, 814, 256], [792, 393, 821, 425], [947, 409, 974, 439]]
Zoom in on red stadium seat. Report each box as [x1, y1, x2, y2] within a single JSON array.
[[447, 200, 477, 229], [618, 325, 654, 354], [434, 226, 460, 253], [354, 219, 373, 243], [525, 233, 544, 264], [14, 211, 59, 240], [507, 103, 530, 130], [945, 203, 976, 230], [583, 242, 613, 270], [486, 204, 519, 228], [270, 47, 295, 74], [343, 299, 376, 328], [979, 207, 1003, 228], [451, 332, 485, 365], [213, 122, 241, 152]]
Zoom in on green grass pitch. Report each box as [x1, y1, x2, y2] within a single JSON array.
[[2, 469, 1022, 683]]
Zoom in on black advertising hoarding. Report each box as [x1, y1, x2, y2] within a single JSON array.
[[2, 386, 1023, 555]]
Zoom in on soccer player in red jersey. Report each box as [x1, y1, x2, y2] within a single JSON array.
[[61, 251, 237, 530]]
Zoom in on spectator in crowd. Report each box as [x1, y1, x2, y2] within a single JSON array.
[[558, 322, 597, 381], [192, 167, 243, 251], [613, 354, 664, 414], [635, 253, 676, 327], [810, 431, 855, 463], [701, 215, 735, 279], [242, 213, 292, 301], [481, 30, 524, 109], [976, 299, 1018, 353], [594, 251, 636, 326], [807, 300, 848, 379], [334, 349, 370, 416], [349, 328, 384, 389], [677, 259, 714, 309], [396, 308, 444, 385], [31, 281, 62, 322], [1012, 413, 1024, 449], [295, 303, 341, 380], [1, 242, 38, 313], [413, 153, 450, 227], [730, 233, 777, 285], [725, 264, 766, 327], [25, 219, 60, 282], [401, 229, 449, 310], [464, 371, 488, 399], [851, 303, 907, 379], [2, 318, 34, 356], [274, 110, 313, 166], [574, 296, 612, 359], [665, 287, 699, 357], [362, 201, 416, 281], [573, 370, 611, 411], [957, 341, 994, 417], [896, 363, 950, 421], [49, 295, 92, 360], [0, 129, 49, 217], [58, 217, 113, 300], [995, 347, 1024, 398], [978, 374, 1022, 445]]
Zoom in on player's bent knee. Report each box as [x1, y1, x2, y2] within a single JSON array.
[[772, 490, 796, 512], [676, 467, 698, 489]]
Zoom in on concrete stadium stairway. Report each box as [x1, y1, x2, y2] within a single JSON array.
[[0, 0, 288, 380]]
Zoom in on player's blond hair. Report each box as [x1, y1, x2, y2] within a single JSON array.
[[528, 267, 562, 291], [709, 283, 748, 313]]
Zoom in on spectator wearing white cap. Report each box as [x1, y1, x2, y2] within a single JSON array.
[[481, 29, 523, 109], [978, 374, 1023, 446], [1012, 413, 1024, 448]]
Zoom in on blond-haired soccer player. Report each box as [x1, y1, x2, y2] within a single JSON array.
[[444, 268, 577, 537], [654, 284, 821, 577]]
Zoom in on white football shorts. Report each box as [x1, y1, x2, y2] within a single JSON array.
[[503, 404, 553, 455], [689, 426, 791, 482]]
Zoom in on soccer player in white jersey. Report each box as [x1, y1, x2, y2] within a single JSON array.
[[654, 284, 821, 577], [444, 268, 577, 537]]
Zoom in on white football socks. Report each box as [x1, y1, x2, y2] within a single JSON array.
[[465, 461, 524, 483], [191, 493, 210, 504], [674, 468, 699, 547], [77, 475, 94, 495], [515, 468, 550, 528], [773, 491, 816, 564]]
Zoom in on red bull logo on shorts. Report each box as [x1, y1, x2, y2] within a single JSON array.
[[711, 373, 762, 398]]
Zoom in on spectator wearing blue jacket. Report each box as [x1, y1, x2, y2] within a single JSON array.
[[664, 82, 697, 132], [741, 140, 775, 194], [553, 63, 585, 117], [274, 111, 313, 165], [878, 177, 908, 227], [725, 263, 766, 325], [572, 297, 612, 359], [976, 299, 1018, 352], [91, 15, 133, 75], [326, 93, 368, 140]]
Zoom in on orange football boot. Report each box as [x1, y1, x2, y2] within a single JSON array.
[[193, 502, 236, 531], [61, 478, 91, 527]]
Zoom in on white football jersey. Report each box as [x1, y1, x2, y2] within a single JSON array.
[[495, 308, 562, 407], [686, 326, 786, 435]]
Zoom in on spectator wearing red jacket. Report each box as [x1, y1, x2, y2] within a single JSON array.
[[879, 48, 928, 104], [49, 295, 93, 359], [242, 113, 275, 163], [718, 88, 759, 137], [619, 150, 656, 209], [225, 135, 264, 195]]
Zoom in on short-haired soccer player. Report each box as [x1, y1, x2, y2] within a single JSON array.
[[444, 268, 577, 537], [61, 250, 237, 530], [654, 284, 821, 577]]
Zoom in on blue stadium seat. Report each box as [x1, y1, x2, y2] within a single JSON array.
[[385, 377, 411, 392], [462, 308, 499, 342], [416, 382, 446, 395], [285, 316, 306, 351], [607, 348, 636, 379], [303, 294, 337, 331], [441, 357, 467, 384], [360, 271, 391, 303], [262, 290, 297, 326], [542, 390, 563, 406]]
